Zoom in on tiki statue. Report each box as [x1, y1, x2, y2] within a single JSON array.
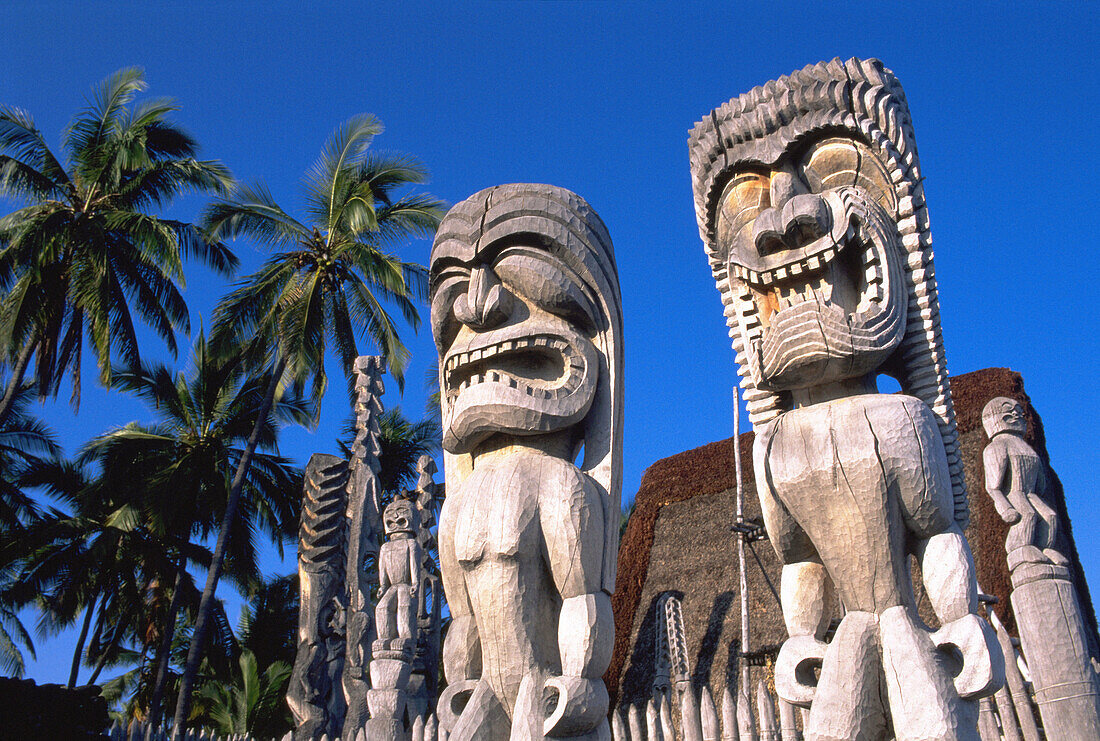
[[689, 58, 1003, 740], [431, 184, 623, 740], [981, 397, 1067, 570], [982, 396, 1100, 737], [374, 498, 425, 654]]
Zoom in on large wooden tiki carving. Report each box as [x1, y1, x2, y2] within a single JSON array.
[[431, 184, 623, 740], [688, 59, 1003, 740]]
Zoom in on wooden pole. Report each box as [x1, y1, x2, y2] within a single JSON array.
[[733, 385, 749, 692]]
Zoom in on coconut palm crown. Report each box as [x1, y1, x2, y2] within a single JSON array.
[[205, 113, 445, 400], [0, 67, 236, 419]]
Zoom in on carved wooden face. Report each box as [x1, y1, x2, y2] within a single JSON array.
[[383, 499, 420, 537], [716, 135, 907, 392], [982, 397, 1026, 439], [431, 239, 601, 454]]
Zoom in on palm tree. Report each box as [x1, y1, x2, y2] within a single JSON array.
[[170, 114, 444, 735], [83, 333, 307, 733], [0, 67, 236, 423], [4, 457, 161, 689], [0, 380, 59, 677], [0, 380, 60, 534], [0, 563, 35, 677], [198, 649, 292, 739], [236, 574, 298, 674]]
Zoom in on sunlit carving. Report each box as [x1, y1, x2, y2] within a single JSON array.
[[689, 58, 1002, 740], [431, 183, 623, 740]]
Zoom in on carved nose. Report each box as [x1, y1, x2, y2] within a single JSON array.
[[753, 194, 831, 254], [454, 265, 513, 330]]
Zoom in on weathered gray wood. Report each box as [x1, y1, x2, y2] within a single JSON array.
[[721, 686, 738, 741], [342, 356, 386, 738], [778, 698, 801, 741], [433, 184, 623, 740], [628, 703, 645, 741], [976, 697, 1000, 741], [288, 454, 350, 740], [983, 398, 1100, 739], [701, 685, 720, 741], [647, 695, 662, 741], [737, 681, 758, 741], [612, 707, 628, 741], [992, 686, 1021, 741], [989, 612, 1039, 741], [689, 59, 1003, 740], [659, 689, 675, 741], [756, 682, 777, 741]]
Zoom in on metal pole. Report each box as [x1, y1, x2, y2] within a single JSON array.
[[733, 385, 750, 692]]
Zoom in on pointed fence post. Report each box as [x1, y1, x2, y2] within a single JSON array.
[[628, 703, 645, 741], [659, 689, 675, 741], [721, 686, 738, 741], [646, 695, 663, 741], [612, 707, 629, 741], [990, 611, 1041, 741], [737, 681, 757, 741], [777, 698, 801, 741], [756, 682, 777, 741], [701, 685, 720, 741]]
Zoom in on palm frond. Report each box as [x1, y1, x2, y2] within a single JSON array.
[[302, 114, 383, 232], [202, 182, 309, 247], [65, 67, 146, 179]]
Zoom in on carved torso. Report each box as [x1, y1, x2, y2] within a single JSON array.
[[379, 539, 419, 588], [442, 447, 604, 707], [985, 434, 1044, 497], [756, 393, 955, 613]]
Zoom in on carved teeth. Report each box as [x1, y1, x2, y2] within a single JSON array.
[[446, 335, 585, 399]]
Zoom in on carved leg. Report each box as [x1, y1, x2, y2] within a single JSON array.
[[804, 611, 887, 741], [880, 606, 976, 741], [375, 589, 398, 647], [398, 585, 417, 643]]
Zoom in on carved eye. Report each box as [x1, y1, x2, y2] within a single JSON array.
[[430, 268, 469, 351], [716, 172, 770, 260], [799, 137, 897, 216], [492, 247, 598, 331]]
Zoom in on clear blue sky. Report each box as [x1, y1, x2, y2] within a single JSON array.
[[3, 1, 1097, 685]]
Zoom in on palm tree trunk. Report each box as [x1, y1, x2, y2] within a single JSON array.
[[87, 601, 134, 685], [67, 593, 98, 689], [170, 358, 286, 739], [145, 558, 187, 739], [0, 340, 36, 426]]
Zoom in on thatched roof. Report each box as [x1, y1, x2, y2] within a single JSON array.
[[607, 367, 1099, 709]]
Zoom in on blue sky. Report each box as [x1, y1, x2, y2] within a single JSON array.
[[3, 1, 1098, 685]]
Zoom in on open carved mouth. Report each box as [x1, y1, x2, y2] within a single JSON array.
[[729, 187, 906, 390], [741, 225, 885, 327], [444, 334, 585, 401]]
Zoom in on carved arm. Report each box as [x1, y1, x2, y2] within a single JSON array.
[[540, 472, 613, 735], [983, 443, 1021, 524]]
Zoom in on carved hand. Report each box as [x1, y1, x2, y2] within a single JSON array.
[[996, 503, 1022, 525]]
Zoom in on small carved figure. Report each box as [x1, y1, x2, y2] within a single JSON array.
[[374, 498, 425, 654], [981, 397, 1067, 570], [981, 395, 1100, 737], [432, 183, 623, 740]]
